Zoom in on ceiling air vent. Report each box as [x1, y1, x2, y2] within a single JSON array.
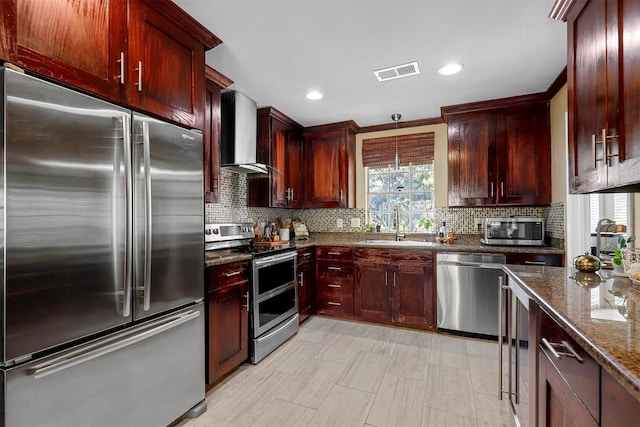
[[374, 61, 420, 82]]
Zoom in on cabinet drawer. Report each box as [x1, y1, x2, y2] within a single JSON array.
[[317, 280, 352, 298], [540, 311, 600, 423], [206, 261, 250, 291], [317, 292, 354, 316], [506, 253, 564, 267], [318, 261, 353, 275], [316, 246, 353, 260]]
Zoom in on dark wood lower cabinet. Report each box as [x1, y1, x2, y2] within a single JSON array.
[[601, 368, 640, 427], [297, 247, 316, 324], [354, 248, 435, 330], [206, 261, 249, 386], [537, 349, 598, 427]]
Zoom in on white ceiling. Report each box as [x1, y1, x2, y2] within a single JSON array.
[[174, 0, 567, 128]]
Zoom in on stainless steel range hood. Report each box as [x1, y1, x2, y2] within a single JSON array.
[[220, 91, 267, 174]]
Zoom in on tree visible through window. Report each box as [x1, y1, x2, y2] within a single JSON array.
[[367, 162, 434, 232]]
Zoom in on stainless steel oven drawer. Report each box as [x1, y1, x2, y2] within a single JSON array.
[[251, 313, 299, 364]]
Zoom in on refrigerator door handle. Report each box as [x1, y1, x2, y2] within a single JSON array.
[[122, 115, 132, 318], [142, 121, 153, 311], [27, 310, 200, 380]]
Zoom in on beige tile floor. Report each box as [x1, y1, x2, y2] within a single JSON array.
[[178, 316, 514, 427]]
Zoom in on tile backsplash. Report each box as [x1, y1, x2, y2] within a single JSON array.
[[206, 170, 565, 240]]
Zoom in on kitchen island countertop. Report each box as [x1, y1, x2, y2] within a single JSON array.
[[504, 264, 640, 402]]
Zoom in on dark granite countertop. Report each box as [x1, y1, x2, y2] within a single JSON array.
[[287, 232, 565, 255], [504, 264, 640, 401], [204, 251, 252, 268], [205, 233, 564, 267]]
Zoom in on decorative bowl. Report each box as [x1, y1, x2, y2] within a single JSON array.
[[621, 249, 640, 288]]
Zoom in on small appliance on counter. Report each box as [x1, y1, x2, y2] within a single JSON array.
[[480, 217, 545, 246], [291, 220, 310, 241]]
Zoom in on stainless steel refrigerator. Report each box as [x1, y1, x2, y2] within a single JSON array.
[[0, 67, 206, 426]]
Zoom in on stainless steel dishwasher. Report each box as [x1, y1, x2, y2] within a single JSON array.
[[437, 252, 506, 338]]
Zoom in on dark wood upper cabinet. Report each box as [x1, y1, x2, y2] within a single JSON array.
[[204, 67, 233, 204], [127, 0, 219, 129], [2, 0, 221, 130], [443, 95, 551, 207], [10, 0, 127, 101], [304, 121, 359, 209], [248, 107, 304, 208], [560, 0, 640, 192]]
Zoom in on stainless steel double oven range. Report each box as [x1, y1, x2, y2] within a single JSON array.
[[205, 223, 298, 363]]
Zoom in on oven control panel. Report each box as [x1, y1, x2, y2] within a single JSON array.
[[205, 223, 254, 243]]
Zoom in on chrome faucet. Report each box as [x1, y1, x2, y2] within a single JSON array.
[[596, 218, 615, 259], [393, 205, 405, 241]]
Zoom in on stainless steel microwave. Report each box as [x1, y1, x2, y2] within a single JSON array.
[[480, 217, 545, 246]]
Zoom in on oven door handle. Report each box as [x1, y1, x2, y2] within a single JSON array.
[[253, 251, 297, 267]]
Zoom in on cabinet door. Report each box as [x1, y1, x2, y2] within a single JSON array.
[[537, 349, 598, 427], [306, 129, 348, 208], [617, 0, 640, 187], [207, 281, 249, 385], [567, 0, 617, 192], [392, 262, 435, 329], [270, 119, 289, 208], [204, 78, 221, 203], [128, 0, 206, 129], [12, 0, 127, 101], [601, 368, 640, 426], [297, 254, 316, 324], [448, 113, 497, 206], [354, 262, 390, 323], [287, 128, 305, 208], [496, 103, 551, 205]]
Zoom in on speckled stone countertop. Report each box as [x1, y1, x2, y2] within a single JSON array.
[[286, 232, 565, 255], [204, 232, 564, 267], [504, 264, 640, 401], [204, 250, 252, 268]]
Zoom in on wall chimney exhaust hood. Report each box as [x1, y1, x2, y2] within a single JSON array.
[[220, 90, 267, 174]]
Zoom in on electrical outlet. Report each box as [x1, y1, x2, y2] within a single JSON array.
[[350, 218, 361, 228], [336, 218, 344, 229]]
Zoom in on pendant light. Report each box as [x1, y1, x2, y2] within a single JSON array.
[[391, 113, 402, 171]]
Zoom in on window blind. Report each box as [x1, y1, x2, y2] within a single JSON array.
[[362, 132, 435, 167]]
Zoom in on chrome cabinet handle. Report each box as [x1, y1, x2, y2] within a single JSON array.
[[243, 293, 249, 312], [490, 182, 494, 198], [117, 52, 125, 84], [327, 251, 341, 255], [393, 271, 396, 287], [385, 270, 388, 287], [299, 272, 304, 287], [134, 60, 142, 91], [327, 302, 341, 306], [498, 275, 503, 399], [327, 284, 341, 288], [225, 271, 242, 277], [327, 266, 341, 271], [541, 338, 584, 363], [524, 260, 546, 265], [500, 181, 505, 198]]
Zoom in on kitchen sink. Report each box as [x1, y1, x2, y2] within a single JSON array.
[[356, 239, 437, 247]]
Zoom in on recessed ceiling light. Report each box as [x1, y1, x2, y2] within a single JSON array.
[[437, 63, 463, 76], [306, 91, 323, 100]]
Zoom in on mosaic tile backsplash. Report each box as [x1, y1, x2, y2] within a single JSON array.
[[206, 170, 565, 240]]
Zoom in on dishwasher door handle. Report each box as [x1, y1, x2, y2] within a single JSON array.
[[439, 261, 503, 269]]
